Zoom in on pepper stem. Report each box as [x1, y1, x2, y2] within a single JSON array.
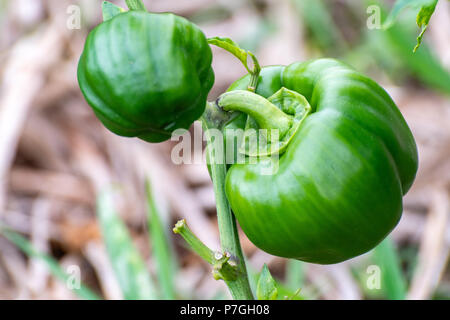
[[217, 90, 293, 139]]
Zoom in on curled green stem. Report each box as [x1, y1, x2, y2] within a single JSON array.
[[217, 90, 293, 139]]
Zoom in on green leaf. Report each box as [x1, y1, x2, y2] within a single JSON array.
[[247, 263, 304, 300], [102, 1, 125, 22], [125, 0, 147, 11], [146, 180, 177, 300], [256, 264, 278, 300], [361, 0, 450, 94], [372, 238, 407, 300], [0, 225, 100, 300], [208, 37, 261, 91], [383, 0, 431, 28], [208, 37, 260, 74], [382, 0, 438, 52], [413, 0, 438, 52], [97, 189, 157, 300]]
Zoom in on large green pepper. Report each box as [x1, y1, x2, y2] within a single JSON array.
[[220, 59, 418, 264], [78, 10, 214, 142]]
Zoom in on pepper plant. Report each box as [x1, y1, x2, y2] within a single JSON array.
[[76, 0, 418, 300]]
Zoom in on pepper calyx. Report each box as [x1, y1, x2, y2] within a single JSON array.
[[217, 87, 311, 157]]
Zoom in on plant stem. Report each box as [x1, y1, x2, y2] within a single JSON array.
[[174, 219, 215, 264], [247, 52, 261, 92], [173, 219, 239, 282], [201, 105, 254, 300]]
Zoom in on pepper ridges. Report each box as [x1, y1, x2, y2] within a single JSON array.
[[224, 59, 418, 264], [78, 10, 214, 143]]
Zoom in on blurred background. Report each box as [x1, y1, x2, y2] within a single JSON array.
[[0, 0, 449, 300]]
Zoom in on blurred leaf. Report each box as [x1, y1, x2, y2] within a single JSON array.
[[383, 0, 432, 28], [246, 257, 258, 294], [350, 265, 383, 299], [372, 238, 407, 300], [189, 6, 232, 25], [102, 1, 125, 22], [363, 0, 450, 94], [125, 0, 146, 11], [146, 180, 177, 300], [387, 22, 450, 93], [277, 285, 304, 300], [382, 0, 438, 52], [239, 19, 276, 53], [285, 259, 305, 291], [0, 225, 100, 300], [398, 245, 419, 283], [292, 0, 347, 54], [97, 189, 157, 300], [256, 264, 278, 300]]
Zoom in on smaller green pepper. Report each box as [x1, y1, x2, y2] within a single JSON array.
[[78, 10, 214, 142]]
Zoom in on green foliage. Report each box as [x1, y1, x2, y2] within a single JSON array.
[[97, 189, 157, 299], [383, 0, 438, 52], [146, 180, 177, 300], [361, 0, 450, 94], [0, 225, 100, 300], [208, 37, 261, 80], [372, 238, 407, 300], [291, 0, 346, 54], [238, 19, 275, 54], [256, 264, 278, 300], [285, 259, 305, 291]]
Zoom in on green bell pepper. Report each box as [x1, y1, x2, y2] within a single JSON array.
[[78, 10, 214, 142], [220, 58, 418, 264]]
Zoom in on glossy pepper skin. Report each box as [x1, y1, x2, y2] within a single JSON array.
[[78, 11, 214, 142], [225, 59, 418, 264]]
